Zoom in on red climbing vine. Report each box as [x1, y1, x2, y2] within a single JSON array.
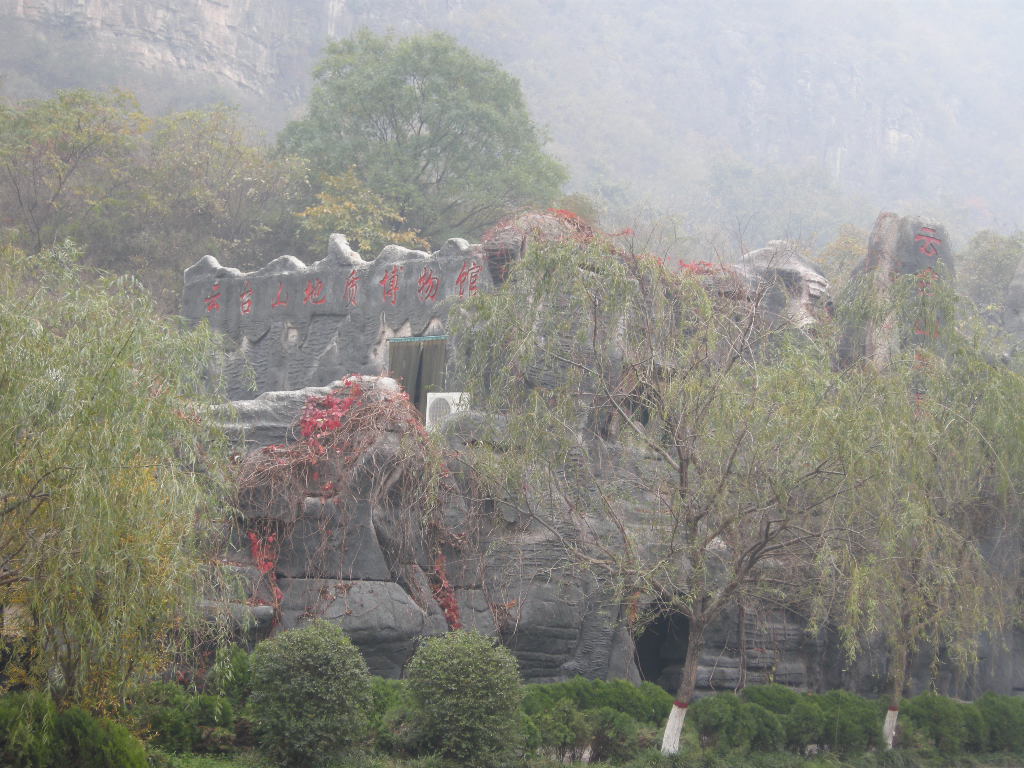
[[431, 553, 462, 630]]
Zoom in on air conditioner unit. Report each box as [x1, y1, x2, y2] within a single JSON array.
[[425, 392, 468, 429]]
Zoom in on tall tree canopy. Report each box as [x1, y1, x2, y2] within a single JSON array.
[[0, 242, 231, 708], [0, 91, 307, 312], [452, 233, 1024, 753], [280, 30, 567, 246]]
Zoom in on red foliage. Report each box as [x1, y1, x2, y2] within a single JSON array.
[[247, 529, 283, 606], [677, 259, 724, 275], [299, 376, 364, 451], [431, 553, 462, 630]]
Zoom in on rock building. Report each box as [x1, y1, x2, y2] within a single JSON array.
[[183, 211, 1024, 698]]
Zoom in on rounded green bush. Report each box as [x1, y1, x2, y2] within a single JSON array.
[[959, 701, 988, 753], [0, 691, 58, 768], [741, 684, 801, 716], [522, 677, 672, 728], [814, 689, 881, 755], [689, 693, 751, 751], [536, 698, 592, 762], [902, 692, 968, 753], [587, 706, 642, 762], [976, 692, 1024, 752], [406, 629, 523, 767], [0, 693, 146, 768], [249, 619, 373, 768], [54, 707, 147, 768], [783, 696, 825, 753], [745, 702, 785, 752]]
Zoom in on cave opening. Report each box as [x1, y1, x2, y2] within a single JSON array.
[[634, 611, 690, 693]]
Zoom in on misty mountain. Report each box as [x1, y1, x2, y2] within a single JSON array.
[[2, 0, 1021, 247]]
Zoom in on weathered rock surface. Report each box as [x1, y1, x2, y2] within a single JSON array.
[[185, 236, 487, 399], [206, 220, 1023, 699], [221, 378, 836, 690], [736, 241, 831, 327], [844, 211, 955, 366]]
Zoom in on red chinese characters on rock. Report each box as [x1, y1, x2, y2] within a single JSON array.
[[379, 265, 402, 305], [303, 278, 327, 305], [271, 282, 288, 309], [204, 282, 222, 312], [344, 269, 360, 306], [417, 266, 440, 301], [239, 281, 254, 315], [455, 260, 482, 297], [914, 226, 942, 258]]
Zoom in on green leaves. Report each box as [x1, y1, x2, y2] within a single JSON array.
[[281, 30, 567, 244], [0, 242, 231, 707]]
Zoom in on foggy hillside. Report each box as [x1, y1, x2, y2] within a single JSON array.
[[2, 0, 1021, 247]]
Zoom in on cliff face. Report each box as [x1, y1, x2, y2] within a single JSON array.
[[0, 0, 335, 117], [2, 0, 1019, 239]]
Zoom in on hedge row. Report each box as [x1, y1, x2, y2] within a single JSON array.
[[6, 625, 1024, 767], [0, 691, 147, 768]]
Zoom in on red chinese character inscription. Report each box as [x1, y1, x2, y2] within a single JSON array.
[[417, 266, 440, 301], [379, 266, 402, 305], [204, 282, 222, 312], [303, 278, 327, 305], [455, 260, 482, 297], [271, 282, 288, 308], [344, 269, 360, 306], [914, 226, 942, 258]]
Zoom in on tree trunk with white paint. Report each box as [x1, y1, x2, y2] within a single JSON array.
[[884, 639, 908, 749], [661, 621, 705, 755], [883, 707, 899, 750]]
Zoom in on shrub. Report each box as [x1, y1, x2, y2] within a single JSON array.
[[129, 682, 233, 754], [522, 677, 673, 727], [53, 706, 147, 768], [975, 692, 1024, 752], [688, 693, 751, 751], [741, 685, 802, 716], [588, 706, 642, 762], [783, 696, 825, 753], [406, 630, 523, 767], [535, 698, 592, 762], [370, 678, 420, 756], [0, 695, 146, 768], [815, 690, 881, 755], [902, 692, 967, 753], [249, 620, 373, 768], [206, 645, 251, 709], [745, 703, 785, 752], [0, 691, 58, 768], [958, 702, 988, 753]]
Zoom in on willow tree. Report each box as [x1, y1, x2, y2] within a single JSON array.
[[824, 273, 1024, 748], [0, 242, 231, 708], [452, 235, 872, 753]]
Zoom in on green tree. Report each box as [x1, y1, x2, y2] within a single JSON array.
[[295, 168, 428, 257], [0, 92, 309, 312], [825, 273, 1023, 748], [82, 105, 308, 310], [452, 236, 866, 754], [0, 241, 231, 708], [280, 30, 567, 244], [406, 630, 524, 766], [0, 89, 146, 253], [249, 620, 372, 768], [453, 232, 1024, 756], [956, 229, 1024, 323]]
